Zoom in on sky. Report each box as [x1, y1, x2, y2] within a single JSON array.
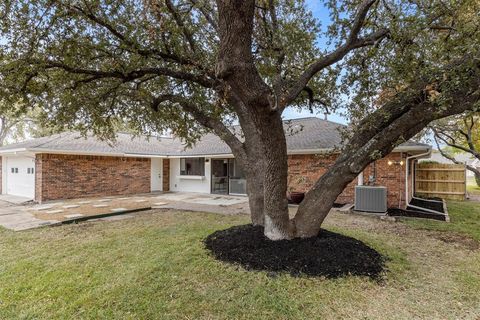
[[282, 0, 348, 125]]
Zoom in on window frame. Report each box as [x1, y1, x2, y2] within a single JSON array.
[[179, 157, 205, 176]]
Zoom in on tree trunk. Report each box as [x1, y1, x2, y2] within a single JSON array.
[[474, 170, 480, 187], [293, 159, 358, 237], [466, 165, 480, 187], [245, 169, 265, 226], [259, 113, 294, 240]]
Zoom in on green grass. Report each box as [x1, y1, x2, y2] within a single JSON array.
[[404, 200, 480, 241], [1, 209, 479, 319], [467, 177, 480, 195]]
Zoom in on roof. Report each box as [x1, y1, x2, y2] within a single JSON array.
[[0, 132, 180, 156], [0, 117, 431, 157]]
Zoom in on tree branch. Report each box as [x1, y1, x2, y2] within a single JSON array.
[[164, 0, 197, 52], [151, 94, 246, 159], [188, 0, 218, 32], [434, 134, 480, 177], [280, 0, 388, 108], [68, 3, 211, 74], [37, 60, 216, 88], [432, 127, 480, 159]]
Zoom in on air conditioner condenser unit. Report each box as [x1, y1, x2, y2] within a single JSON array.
[[354, 186, 387, 213]]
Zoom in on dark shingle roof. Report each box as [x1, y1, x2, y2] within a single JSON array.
[[0, 117, 430, 156], [0, 132, 179, 155]]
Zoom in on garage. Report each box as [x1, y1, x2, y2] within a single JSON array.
[[4, 156, 35, 199]]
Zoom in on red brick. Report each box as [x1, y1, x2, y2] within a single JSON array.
[[35, 153, 150, 202], [287, 153, 410, 209]]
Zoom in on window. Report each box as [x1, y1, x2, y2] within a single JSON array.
[[11, 168, 18, 174], [27, 168, 35, 174], [180, 157, 205, 176]]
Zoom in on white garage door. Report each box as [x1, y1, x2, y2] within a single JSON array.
[[5, 156, 35, 199]]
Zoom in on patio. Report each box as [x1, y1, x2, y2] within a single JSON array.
[[0, 192, 250, 231]]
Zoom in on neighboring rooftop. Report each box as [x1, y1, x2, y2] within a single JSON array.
[[420, 149, 477, 165], [0, 117, 430, 157]]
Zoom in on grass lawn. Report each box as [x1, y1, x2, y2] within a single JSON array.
[[1, 207, 480, 319], [467, 177, 480, 195], [404, 200, 480, 241]]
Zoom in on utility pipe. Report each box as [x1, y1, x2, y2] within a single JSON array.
[[405, 149, 432, 206]]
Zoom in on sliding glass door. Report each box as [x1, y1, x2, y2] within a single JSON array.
[[210, 158, 247, 195], [228, 159, 247, 195], [211, 159, 229, 194]]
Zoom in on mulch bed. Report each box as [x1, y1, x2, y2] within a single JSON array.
[[409, 198, 444, 213], [287, 199, 346, 208], [204, 224, 386, 279], [387, 208, 447, 221]]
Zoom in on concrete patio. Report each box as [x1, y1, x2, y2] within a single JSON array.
[[0, 192, 250, 231]]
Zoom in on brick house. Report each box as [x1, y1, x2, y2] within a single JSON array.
[[0, 117, 431, 208]]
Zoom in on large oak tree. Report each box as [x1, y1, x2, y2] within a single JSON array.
[[1, 0, 479, 239]]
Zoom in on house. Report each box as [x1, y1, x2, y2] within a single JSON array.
[[0, 117, 431, 208]]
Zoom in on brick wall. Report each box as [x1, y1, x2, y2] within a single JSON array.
[[287, 152, 409, 208], [363, 153, 408, 208], [287, 154, 358, 205], [162, 159, 170, 191], [35, 154, 151, 202]]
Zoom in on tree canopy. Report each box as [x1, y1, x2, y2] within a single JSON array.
[[1, 0, 479, 239], [430, 112, 480, 185]]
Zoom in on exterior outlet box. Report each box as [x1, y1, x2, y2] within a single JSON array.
[[354, 186, 387, 213]]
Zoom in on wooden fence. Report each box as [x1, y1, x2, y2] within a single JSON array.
[[415, 163, 466, 200]]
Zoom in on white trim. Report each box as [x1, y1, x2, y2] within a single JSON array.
[[405, 149, 432, 204], [0, 145, 431, 158], [177, 175, 205, 180], [168, 154, 234, 159], [357, 172, 364, 186], [1, 156, 6, 195], [393, 146, 431, 152], [0, 148, 169, 158]]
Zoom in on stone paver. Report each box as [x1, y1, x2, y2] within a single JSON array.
[[64, 214, 84, 219], [45, 210, 64, 214], [63, 205, 80, 209], [34, 205, 55, 211], [93, 204, 108, 208], [0, 206, 60, 231], [0, 192, 250, 231]]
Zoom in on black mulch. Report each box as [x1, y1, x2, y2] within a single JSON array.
[[332, 202, 346, 208], [409, 198, 444, 213], [387, 208, 447, 221], [204, 224, 386, 279], [287, 199, 346, 208]]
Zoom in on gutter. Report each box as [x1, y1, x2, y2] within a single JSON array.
[[405, 148, 433, 206]]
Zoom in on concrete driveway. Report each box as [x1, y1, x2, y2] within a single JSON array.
[[0, 195, 59, 231]]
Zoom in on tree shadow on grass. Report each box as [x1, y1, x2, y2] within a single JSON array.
[[204, 224, 387, 279]]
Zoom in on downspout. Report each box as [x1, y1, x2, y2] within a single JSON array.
[[405, 149, 432, 207]]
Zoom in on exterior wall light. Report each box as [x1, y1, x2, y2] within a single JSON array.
[[388, 160, 404, 166]]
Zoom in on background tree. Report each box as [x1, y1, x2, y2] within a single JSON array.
[[0, 99, 59, 145], [430, 112, 480, 186], [1, 0, 479, 239]]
